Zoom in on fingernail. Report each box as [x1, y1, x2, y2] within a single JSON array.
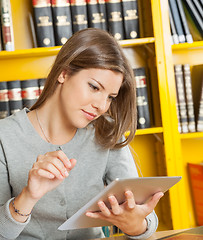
[[86, 212, 92, 217], [64, 170, 69, 177], [108, 196, 115, 202], [128, 203, 134, 209]]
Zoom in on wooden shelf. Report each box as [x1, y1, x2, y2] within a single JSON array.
[[180, 132, 203, 139], [0, 46, 61, 59], [119, 37, 155, 47], [125, 127, 163, 137], [136, 127, 163, 135], [172, 41, 203, 51]]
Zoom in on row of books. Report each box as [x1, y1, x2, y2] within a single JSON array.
[[0, 0, 141, 51], [0, 67, 151, 129], [168, 0, 203, 44], [174, 64, 203, 133], [32, 0, 141, 48], [0, 79, 45, 119]]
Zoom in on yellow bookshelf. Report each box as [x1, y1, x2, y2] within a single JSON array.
[[0, 0, 202, 233]]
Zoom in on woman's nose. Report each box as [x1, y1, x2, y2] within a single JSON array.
[[92, 96, 109, 113]]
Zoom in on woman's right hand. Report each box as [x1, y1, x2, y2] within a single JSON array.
[[25, 150, 76, 200]]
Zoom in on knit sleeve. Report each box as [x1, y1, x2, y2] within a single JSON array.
[[125, 211, 158, 239], [0, 198, 31, 239], [0, 140, 30, 239]]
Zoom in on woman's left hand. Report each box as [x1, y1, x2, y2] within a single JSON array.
[[86, 191, 164, 236]]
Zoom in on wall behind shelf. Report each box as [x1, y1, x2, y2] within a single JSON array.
[[10, 0, 34, 50]]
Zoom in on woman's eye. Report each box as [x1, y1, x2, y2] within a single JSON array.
[[89, 83, 99, 91], [108, 96, 116, 101]]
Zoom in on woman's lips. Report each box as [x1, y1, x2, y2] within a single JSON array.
[[82, 110, 97, 121]]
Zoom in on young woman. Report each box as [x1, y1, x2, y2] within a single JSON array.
[[0, 28, 163, 239]]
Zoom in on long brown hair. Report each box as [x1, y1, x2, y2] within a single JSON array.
[[31, 28, 137, 149]]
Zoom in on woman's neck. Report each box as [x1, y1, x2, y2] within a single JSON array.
[[28, 103, 77, 145]]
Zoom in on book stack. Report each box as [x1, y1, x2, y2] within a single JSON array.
[[0, 0, 15, 51], [174, 64, 203, 133], [168, 0, 203, 44], [133, 67, 151, 129], [31, 0, 141, 47], [0, 79, 46, 119]]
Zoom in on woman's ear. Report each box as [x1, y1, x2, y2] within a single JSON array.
[[58, 71, 67, 83]]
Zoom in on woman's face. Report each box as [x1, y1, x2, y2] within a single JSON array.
[[58, 68, 123, 129]]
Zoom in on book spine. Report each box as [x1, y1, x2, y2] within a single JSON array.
[[182, 1, 202, 41], [184, 0, 203, 36], [70, 0, 88, 33], [169, 0, 186, 43], [169, 4, 179, 44], [188, 163, 203, 225], [182, 64, 196, 132], [7, 80, 23, 115], [21, 79, 40, 109], [121, 0, 140, 39], [176, 0, 193, 43], [97, 0, 108, 30], [87, 0, 106, 29], [197, 81, 203, 132], [0, 0, 14, 51], [0, 17, 2, 51], [105, 0, 125, 40], [133, 67, 151, 129], [32, 0, 55, 47], [175, 92, 182, 133], [192, 0, 203, 19], [28, 12, 38, 48], [174, 64, 189, 133], [51, 0, 73, 46], [0, 81, 10, 119], [38, 78, 46, 95]]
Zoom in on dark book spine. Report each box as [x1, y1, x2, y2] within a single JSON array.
[[121, 0, 140, 39], [134, 67, 151, 129], [21, 79, 40, 109], [0, 0, 14, 51], [174, 64, 189, 133], [169, 4, 179, 44], [0, 81, 9, 119], [32, 0, 55, 47], [192, 0, 203, 19], [182, 64, 196, 132], [97, 0, 108, 30], [7, 80, 23, 115], [51, 0, 73, 46], [169, 0, 186, 43], [0, 16, 2, 51], [105, 0, 125, 40], [38, 78, 46, 95], [87, 0, 106, 29], [176, 0, 193, 43], [184, 0, 203, 36], [70, 0, 88, 33], [182, 1, 202, 41], [197, 80, 203, 132]]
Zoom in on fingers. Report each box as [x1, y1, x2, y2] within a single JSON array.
[[108, 196, 122, 215], [125, 191, 136, 209], [146, 192, 164, 211], [33, 150, 76, 180], [42, 150, 71, 169]]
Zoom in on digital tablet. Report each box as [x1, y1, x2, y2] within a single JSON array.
[[58, 176, 181, 230]]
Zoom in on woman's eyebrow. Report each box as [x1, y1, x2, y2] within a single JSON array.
[[91, 78, 118, 96]]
